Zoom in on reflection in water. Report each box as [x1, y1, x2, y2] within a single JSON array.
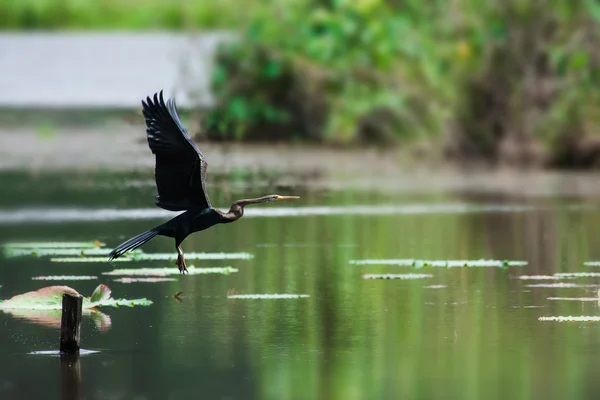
[[1, 308, 112, 332], [3, 171, 600, 399], [60, 354, 81, 400]]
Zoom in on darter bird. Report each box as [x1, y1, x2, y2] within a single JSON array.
[[108, 91, 299, 273]]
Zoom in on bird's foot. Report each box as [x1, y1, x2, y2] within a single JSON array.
[[176, 254, 188, 274]]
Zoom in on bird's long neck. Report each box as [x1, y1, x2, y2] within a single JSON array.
[[222, 196, 273, 222]]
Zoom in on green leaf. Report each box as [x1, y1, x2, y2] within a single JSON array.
[[227, 294, 310, 299], [102, 266, 239, 276], [90, 284, 112, 303], [350, 259, 528, 268], [0, 284, 152, 310], [569, 51, 589, 71], [263, 61, 282, 78]]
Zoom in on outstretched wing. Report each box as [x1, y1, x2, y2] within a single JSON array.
[[141, 90, 211, 211]]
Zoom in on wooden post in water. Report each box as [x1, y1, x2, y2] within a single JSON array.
[[60, 293, 83, 354]]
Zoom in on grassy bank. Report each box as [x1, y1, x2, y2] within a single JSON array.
[[3, 0, 600, 168]]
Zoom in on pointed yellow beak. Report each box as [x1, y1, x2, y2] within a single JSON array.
[[275, 195, 300, 201]]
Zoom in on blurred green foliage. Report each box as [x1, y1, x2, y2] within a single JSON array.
[[3, 0, 600, 165], [206, 0, 600, 166], [207, 0, 453, 144], [0, 0, 260, 29]]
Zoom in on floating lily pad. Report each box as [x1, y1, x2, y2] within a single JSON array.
[[538, 316, 600, 322], [2, 241, 104, 249], [113, 277, 177, 283], [548, 297, 600, 302], [526, 283, 600, 288], [5, 247, 136, 258], [0, 284, 152, 310], [362, 273, 434, 280], [129, 252, 254, 261], [584, 262, 600, 267], [32, 276, 98, 281], [350, 259, 527, 268], [555, 272, 600, 278], [53, 257, 133, 263], [518, 275, 565, 280], [102, 266, 238, 277], [519, 272, 600, 280], [227, 294, 310, 299], [51, 251, 254, 263]]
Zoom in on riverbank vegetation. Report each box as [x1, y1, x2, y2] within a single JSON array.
[[3, 0, 600, 168]]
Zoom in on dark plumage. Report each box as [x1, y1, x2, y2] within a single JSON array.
[[108, 91, 299, 273]]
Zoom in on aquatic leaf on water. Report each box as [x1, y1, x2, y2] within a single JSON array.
[[526, 283, 600, 288], [113, 277, 177, 283], [547, 297, 600, 302], [2, 241, 105, 249], [518, 272, 600, 280], [585, 262, 600, 267], [518, 275, 564, 280], [350, 259, 527, 268], [0, 284, 152, 310], [554, 272, 600, 278], [362, 273, 434, 280], [129, 252, 254, 261], [103, 266, 238, 277], [538, 316, 600, 322], [50, 252, 254, 263], [227, 294, 310, 299], [32, 275, 98, 281], [89, 284, 111, 302], [52, 257, 133, 263], [4, 247, 140, 258]]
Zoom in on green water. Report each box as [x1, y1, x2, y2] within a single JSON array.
[[1, 170, 600, 400]]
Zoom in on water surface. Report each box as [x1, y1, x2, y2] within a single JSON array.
[[1, 170, 600, 400]]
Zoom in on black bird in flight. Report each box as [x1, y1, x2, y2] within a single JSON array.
[[108, 91, 299, 273]]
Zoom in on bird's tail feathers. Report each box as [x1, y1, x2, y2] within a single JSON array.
[[108, 226, 162, 261]]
